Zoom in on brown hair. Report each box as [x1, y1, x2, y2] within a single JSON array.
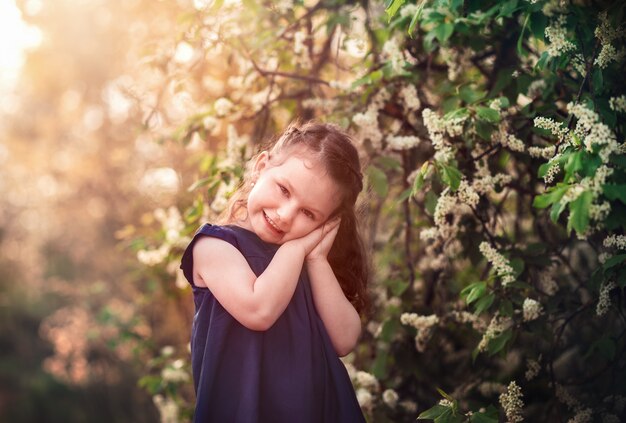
[[219, 121, 370, 314]]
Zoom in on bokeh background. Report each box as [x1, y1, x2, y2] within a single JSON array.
[[1, 0, 625, 422]]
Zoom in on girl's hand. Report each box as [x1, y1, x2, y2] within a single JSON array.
[[288, 217, 341, 257], [306, 218, 340, 263]]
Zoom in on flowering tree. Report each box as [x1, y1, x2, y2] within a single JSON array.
[[126, 0, 626, 421]]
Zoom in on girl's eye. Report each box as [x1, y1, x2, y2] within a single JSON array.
[[303, 210, 314, 219], [278, 184, 289, 196]]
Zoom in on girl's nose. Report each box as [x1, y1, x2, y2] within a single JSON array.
[[277, 202, 297, 223]]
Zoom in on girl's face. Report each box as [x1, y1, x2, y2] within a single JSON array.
[[241, 151, 342, 244]]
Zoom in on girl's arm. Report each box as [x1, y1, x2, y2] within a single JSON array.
[[306, 225, 362, 356], [192, 221, 339, 331]]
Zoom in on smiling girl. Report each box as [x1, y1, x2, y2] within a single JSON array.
[[180, 121, 369, 422]]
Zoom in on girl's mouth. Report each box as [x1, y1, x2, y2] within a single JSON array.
[[263, 211, 284, 234]]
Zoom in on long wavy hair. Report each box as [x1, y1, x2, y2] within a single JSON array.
[[218, 121, 370, 314]]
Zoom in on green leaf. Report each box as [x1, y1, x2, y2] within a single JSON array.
[[603, 184, 626, 204], [367, 166, 389, 198], [487, 329, 513, 356], [439, 164, 463, 191], [602, 254, 626, 271], [385, 0, 406, 21], [413, 162, 431, 194], [434, 22, 454, 44], [563, 150, 584, 181], [464, 282, 487, 304], [351, 69, 383, 89], [517, 13, 530, 56], [498, 0, 519, 18], [550, 200, 567, 222], [408, 0, 427, 36], [470, 405, 499, 423], [459, 86, 487, 104], [533, 185, 569, 209], [474, 293, 495, 315], [476, 106, 501, 123], [567, 191, 592, 234], [418, 405, 451, 420]]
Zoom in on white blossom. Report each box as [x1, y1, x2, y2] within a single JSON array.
[[609, 95, 626, 113], [399, 84, 421, 110], [603, 234, 626, 250], [401, 313, 439, 352], [523, 298, 543, 322], [479, 242, 516, 286], [382, 389, 399, 409], [528, 145, 556, 159], [387, 135, 421, 150], [596, 280, 616, 316], [568, 408, 592, 423], [214, 97, 234, 117], [153, 394, 179, 423], [478, 314, 513, 352], [499, 381, 524, 423], [525, 357, 541, 381], [545, 15, 576, 57]]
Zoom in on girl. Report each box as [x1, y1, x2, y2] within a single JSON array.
[[180, 121, 369, 422]]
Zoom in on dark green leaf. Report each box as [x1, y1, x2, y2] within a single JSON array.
[[465, 282, 487, 304], [533, 185, 569, 209], [498, 0, 519, 18], [567, 191, 592, 234], [517, 14, 530, 56], [474, 293, 495, 315], [550, 200, 567, 222], [476, 106, 501, 123], [487, 329, 513, 356], [603, 254, 626, 271], [603, 184, 626, 204], [459, 86, 487, 104], [418, 405, 450, 419]]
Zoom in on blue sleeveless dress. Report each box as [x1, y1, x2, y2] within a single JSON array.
[[180, 224, 365, 423]]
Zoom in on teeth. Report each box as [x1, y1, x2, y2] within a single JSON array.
[[264, 212, 282, 232]]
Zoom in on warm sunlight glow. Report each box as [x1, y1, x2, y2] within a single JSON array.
[[0, 1, 43, 95]]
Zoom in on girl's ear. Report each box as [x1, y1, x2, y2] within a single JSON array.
[[253, 151, 270, 175]]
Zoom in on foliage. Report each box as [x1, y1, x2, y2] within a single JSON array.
[[120, 0, 626, 421]]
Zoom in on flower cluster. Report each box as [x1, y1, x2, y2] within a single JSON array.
[[594, 11, 625, 69], [382, 389, 399, 409], [533, 116, 569, 143], [214, 97, 234, 117], [568, 408, 592, 423], [568, 102, 618, 161], [352, 88, 390, 149], [538, 265, 559, 296], [609, 95, 626, 113], [352, 370, 380, 412], [400, 313, 439, 352], [399, 84, 421, 110], [137, 207, 189, 266], [528, 145, 556, 159], [545, 15, 576, 58], [499, 381, 524, 423], [479, 242, 516, 285], [525, 357, 541, 381], [603, 234, 626, 250], [478, 314, 513, 352], [422, 108, 466, 161], [387, 135, 421, 150], [522, 298, 543, 322], [596, 280, 616, 317], [382, 37, 405, 75]]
